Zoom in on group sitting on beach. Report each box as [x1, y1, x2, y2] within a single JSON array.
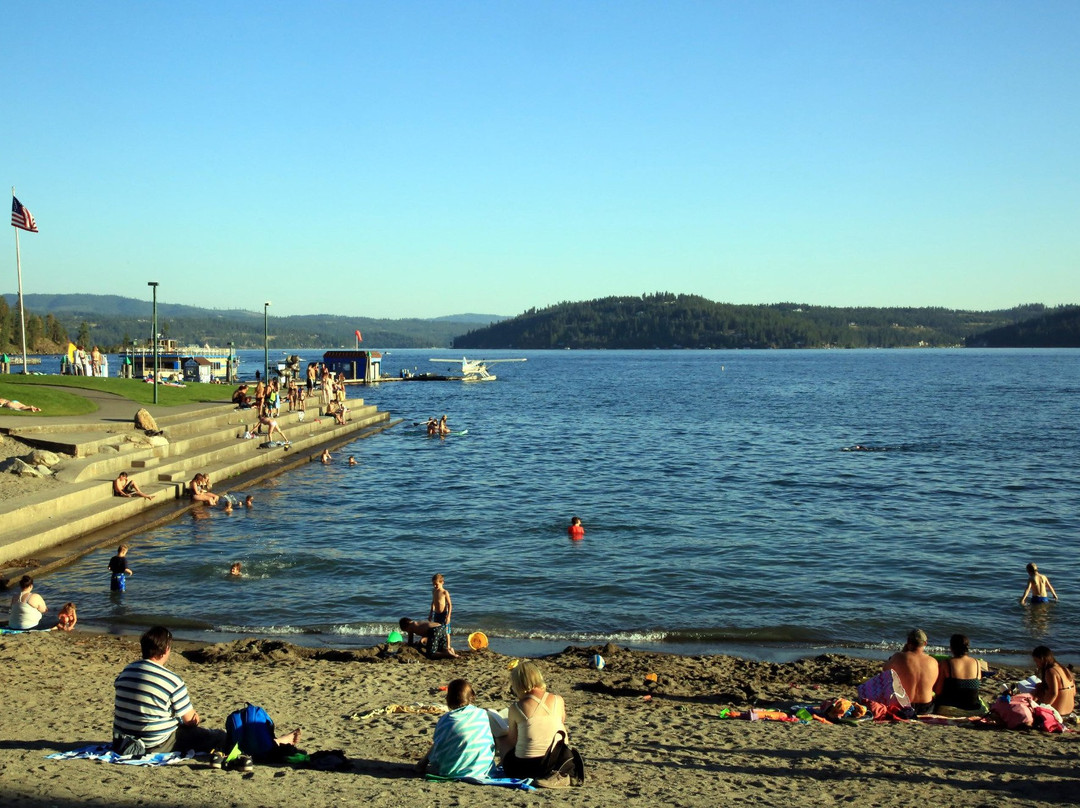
[[418, 662, 584, 786], [882, 628, 1074, 720]]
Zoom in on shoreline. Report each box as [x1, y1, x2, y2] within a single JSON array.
[[2, 629, 1075, 808]]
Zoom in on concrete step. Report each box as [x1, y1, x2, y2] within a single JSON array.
[[0, 405, 395, 570]]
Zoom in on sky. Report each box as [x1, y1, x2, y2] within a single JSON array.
[[5, 2, 1079, 319]]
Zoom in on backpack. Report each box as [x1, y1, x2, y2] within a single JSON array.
[[225, 703, 277, 759]]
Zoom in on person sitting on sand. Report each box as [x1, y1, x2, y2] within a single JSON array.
[[53, 602, 77, 632], [884, 629, 938, 715], [113, 472, 154, 500], [189, 473, 220, 506], [417, 679, 497, 780], [1032, 645, 1075, 717], [113, 626, 228, 755], [399, 617, 459, 659], [8, 575, 47, 630], [251, 414, 289, 443], [501, 660, 582, 784], [933, 633, 985, 713], [0, 397, 42, 412], [1020, 563, 1058, 605]]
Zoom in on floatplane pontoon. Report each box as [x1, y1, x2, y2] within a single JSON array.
[[429, 356, 526, 382]]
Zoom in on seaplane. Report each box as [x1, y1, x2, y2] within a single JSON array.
[[429, 356, 526, 382]]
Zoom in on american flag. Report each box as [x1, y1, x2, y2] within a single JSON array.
[[11, 197, 38, 232]]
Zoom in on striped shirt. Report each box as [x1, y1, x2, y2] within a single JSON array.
[[113, 659, 193, 748], [429, 704, 496, 779]]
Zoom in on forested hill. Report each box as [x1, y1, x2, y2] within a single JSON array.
[[965, 306, 1080, 348], [452, 294, 1060, 349]]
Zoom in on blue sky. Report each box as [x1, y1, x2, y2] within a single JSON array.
[[5, 2, 1078, 319]]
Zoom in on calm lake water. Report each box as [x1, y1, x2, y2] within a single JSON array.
[[35, 349, 1080, 663]]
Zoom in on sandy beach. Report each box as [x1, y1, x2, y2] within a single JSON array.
[[0, 631, 1076, 808]]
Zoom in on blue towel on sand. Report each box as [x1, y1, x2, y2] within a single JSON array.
[[47, 744, 191, 766]]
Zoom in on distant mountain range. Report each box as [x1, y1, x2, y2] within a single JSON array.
[[452, 294, 1080, 349], [0, 293, 508, 350]]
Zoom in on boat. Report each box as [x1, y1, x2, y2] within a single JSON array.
[[322, 349, 383, 383], [428, 357, 526, 382], [127, 339, 238, 383]]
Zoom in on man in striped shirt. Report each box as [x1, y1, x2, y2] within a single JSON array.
[[113, 626, 224, 753]]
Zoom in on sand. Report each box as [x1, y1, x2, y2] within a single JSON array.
[[0, 632, 1076, 808]]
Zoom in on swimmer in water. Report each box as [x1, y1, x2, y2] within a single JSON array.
[[568, 516, 585, 540], [229, 562, 242, 577], [245, 495, 254, 509], [348, 456, 357, 466], [321, 449, 332, 463], [1020, 563, 1059, 605]]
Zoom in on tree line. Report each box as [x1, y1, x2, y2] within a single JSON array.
[[453, 293, 1068, 350]]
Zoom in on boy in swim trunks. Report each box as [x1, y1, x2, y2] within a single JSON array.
[[108, 545, 133, 592], [429, 574, 452, 629], [1019, 563, 1059, 605]]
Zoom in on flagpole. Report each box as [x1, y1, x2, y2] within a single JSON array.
[[12, 187, 29, 375]]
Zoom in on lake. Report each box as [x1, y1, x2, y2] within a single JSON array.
[[35, 348, 1080, 664]]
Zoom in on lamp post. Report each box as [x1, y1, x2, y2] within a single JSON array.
[[263, 301, 271, 383], [227, 342, 234, 384], [148, 282, 159, 404]]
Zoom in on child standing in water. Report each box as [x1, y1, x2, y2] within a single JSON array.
[[108, 545, 133, 592], [1020, 563, 1059, 604], [430, 574, 453, 630]]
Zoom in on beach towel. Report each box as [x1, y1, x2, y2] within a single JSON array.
[[991, 694, 1035, 729], [857, 670, 911, 711], [47, 744, 191, 766], [424, 773, 535, 791]]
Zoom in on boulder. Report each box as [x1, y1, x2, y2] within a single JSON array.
[[0, 457, 44, 477], [26, 449, 62, 467]]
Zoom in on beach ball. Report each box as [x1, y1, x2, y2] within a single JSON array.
[[387, 630, 403, 644], [593, 654, 605, 670], [468, 631, 489, 650]]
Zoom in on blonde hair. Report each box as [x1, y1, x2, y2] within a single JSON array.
[[510, 660, 546, 698]]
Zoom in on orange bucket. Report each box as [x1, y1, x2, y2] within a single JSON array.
[[468, 631, 488, 650]]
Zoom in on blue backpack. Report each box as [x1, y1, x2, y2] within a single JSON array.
[[225, 703, 276, 759]]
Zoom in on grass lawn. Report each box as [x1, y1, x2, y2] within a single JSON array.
[[0, 375, 233, 409], [0, 382, 99, 416]]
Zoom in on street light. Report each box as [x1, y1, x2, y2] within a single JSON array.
[[263, 301, 271, 383], [227, 342, 234, 384], [148, 282, 159, 404]]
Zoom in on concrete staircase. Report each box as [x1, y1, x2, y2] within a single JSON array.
[[0, 397, 399, 577]]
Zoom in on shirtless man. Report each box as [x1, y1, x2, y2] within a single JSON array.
[[884, 629, 939, 715], [1019, 563, 1059, 605], [399, 617, 459, 659], [113, 472, 155, 500]]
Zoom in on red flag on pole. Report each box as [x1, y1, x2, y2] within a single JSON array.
[[355, 330, 363, 343], [11, 197, 38, 232]]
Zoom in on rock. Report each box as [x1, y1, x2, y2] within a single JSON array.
[[34, 465, 54, 476], [25, 449, 62, 467], [0, 458, 44, 477], [147, 435, 169, 448]]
